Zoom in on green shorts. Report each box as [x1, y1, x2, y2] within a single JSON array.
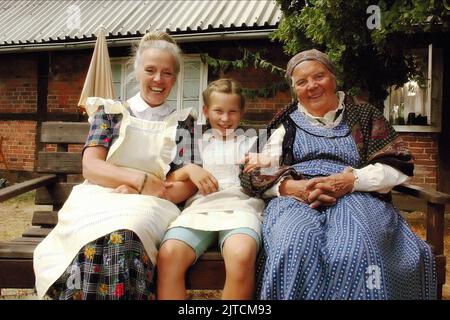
[[161, 227, 261, 263]]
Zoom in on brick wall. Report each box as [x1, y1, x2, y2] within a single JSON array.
[[0, 121, 36, 171], [0, 53, 37, 113], [224, 68, 292, 115], [398, 132, 438, 190], [0, 52, 89, 172], [47, 51, 90, 114], [0, 48, 442, 188]]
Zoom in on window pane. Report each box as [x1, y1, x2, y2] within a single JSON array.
[[184, 61, 201, 80], [125, 63, 139, 99], [385, 49, 430, 125], [166, 100, 178, 109], [168, 81, 178, 101], [182, 100, 200, 119], [183, 60, 201, 105], [111, 64, 122, 99], [183, 81, 199, 99], [112, 64, 121, 82]]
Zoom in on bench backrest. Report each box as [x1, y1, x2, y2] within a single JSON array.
[[33, 122, 90, 226], [32, 120, 266, 225]]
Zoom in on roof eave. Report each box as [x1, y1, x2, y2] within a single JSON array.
[[0, 28, 277, 53]]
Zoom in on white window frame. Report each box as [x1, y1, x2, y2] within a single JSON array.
[[111, 54, 208, 124], [383, 44, 443, 133]]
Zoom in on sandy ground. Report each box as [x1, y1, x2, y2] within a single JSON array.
[[1, 191, 449, 300]]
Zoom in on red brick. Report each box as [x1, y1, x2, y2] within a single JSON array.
[[409, 142, 433, 148]]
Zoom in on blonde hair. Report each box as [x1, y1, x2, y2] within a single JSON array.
[[133, 31, 182, 76], [202, 79, 245, 110]]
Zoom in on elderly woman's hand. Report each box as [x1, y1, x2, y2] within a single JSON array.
[[279, 179, 336, 208], [306, 172, 355, 206]]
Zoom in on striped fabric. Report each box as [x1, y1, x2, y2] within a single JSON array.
[[257, 110, 436, 300]]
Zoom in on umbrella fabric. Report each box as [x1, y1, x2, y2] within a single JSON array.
[[78, 29, 115, 107]]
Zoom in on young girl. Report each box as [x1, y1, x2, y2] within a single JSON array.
[[157, 79, 264, 300]]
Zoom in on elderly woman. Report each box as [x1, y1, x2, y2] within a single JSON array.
[[33, 31, 197, 300], [243, 49, 436, 299]]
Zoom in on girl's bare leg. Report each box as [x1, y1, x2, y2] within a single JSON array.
[[221, 234, 257, 300], [157, 239, 195, 300]]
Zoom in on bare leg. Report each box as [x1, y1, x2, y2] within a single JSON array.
[[157, 239, 195, 300], [221, 234, 257, 300]]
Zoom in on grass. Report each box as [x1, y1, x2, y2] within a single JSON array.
[[2, 190, 36, 204]]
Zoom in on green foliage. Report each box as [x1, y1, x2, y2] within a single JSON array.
[[201, 48, 289, 99], [272, 0, 449, 107]]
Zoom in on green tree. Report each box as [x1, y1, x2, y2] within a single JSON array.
[[272, 0, 449, 107]]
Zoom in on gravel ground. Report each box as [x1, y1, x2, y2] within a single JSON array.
[[1, 191, 448, 300]]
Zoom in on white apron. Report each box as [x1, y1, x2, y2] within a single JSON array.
[[167, 135, 264, 234], [34, 97, 189, 298]]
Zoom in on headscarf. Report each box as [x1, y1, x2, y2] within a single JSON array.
[[285, 49, 336, 85]]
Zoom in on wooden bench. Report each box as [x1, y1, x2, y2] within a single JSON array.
[[0, 121, 225, 296], [0, 121, 449, 299]]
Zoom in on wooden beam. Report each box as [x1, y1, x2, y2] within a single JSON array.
[[35, 182, 76, 206], [40, 122, 89, 144], [0, 174, 56, 202], [393, 183, 450, 205], [37, 152, 82, 173], [32, 211, 58, 227], [0, 260, 35, 288]]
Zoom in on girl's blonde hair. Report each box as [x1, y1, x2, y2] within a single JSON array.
[[202, 79, 245, 109], [132, 31, 182, 76]]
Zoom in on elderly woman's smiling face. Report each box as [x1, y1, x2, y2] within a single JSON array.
[[292, 60, 338, 117], [136, 48, 176, 107]]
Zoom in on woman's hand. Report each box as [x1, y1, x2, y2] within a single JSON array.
[[279, 179, 310, 203], [241, 153, 277, 173], [112, 184, 139, 194], [185, 164, 219, 195], [280, 179, 337, 209], [305, 172, 355, 207], [140, 174, 173, 199]]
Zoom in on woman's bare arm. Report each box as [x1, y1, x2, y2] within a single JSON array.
[[164, 180, 198, 204], [82, 146, 144, 190]]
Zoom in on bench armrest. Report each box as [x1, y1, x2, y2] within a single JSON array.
[[0, 174, 57, 202], [394, 182, 449, 298], [393, 183, 450, 205]]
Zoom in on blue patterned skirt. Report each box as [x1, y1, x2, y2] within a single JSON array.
[[257, 193, 436, 300]]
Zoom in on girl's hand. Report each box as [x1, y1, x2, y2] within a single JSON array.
[[241, 153, 276, 173], [186, 164, 219, 195]]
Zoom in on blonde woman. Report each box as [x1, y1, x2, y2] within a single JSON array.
[[34, 31, 196, 300]]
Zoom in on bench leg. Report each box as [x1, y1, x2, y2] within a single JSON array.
[[426, 202, 446, 300]]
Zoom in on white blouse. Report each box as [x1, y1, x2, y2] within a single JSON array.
[[262, 91, 410, 197]]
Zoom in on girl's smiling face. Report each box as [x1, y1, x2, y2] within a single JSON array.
[[203, 92, 243, 139]]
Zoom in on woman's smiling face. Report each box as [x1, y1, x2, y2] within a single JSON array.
[[292, 60, 338, 117], [136, 48, 176, 107]]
